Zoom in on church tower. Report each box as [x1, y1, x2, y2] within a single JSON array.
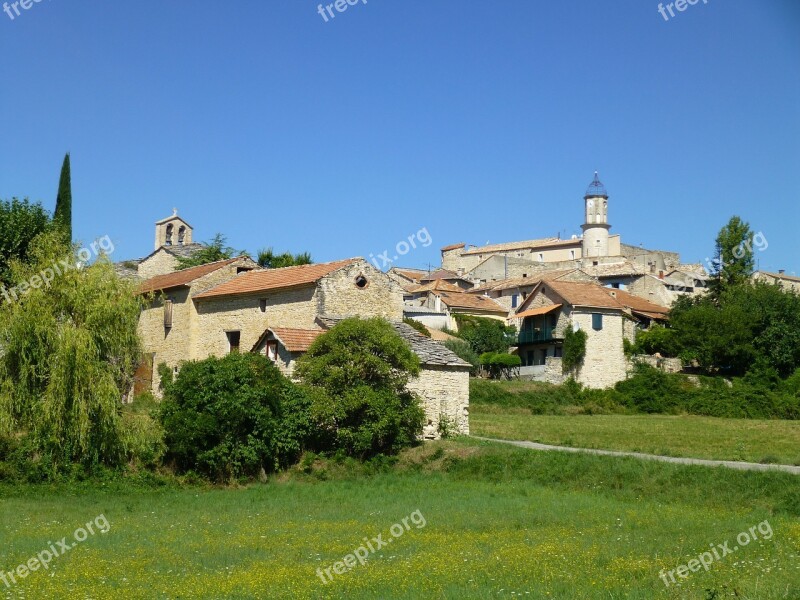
[[154, 209, 193, 251], [581, 172, 611, 258]]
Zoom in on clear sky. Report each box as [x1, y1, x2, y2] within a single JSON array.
[[1, 0, 798, 275]]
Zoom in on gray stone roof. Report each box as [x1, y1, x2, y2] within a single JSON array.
[[316, 316, 471, 369]]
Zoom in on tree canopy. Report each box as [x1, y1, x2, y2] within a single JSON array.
[[257, 247, 313, 269], [0, 198, 51, 288], [175, 233, 246, 269], [54, 153, 73, 241]]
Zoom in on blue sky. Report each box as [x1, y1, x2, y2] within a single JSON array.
[[1, 0, 798, 275]]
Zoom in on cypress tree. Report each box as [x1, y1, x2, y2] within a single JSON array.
[[54, 153, 72, 240]]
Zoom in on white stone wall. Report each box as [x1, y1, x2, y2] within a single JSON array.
[[406, 365, 470, 438], [138, 249, 180, 279], [317, 260, 405, 320], [571, 309, 628, 389]]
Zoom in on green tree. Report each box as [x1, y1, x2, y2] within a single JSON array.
[[0, 198, 51, 288], [159, 353, 293, 481], [257, 247, 313, 269], [0, 230, 143, 470], [295, 317, 424, 458], [708, 216, 754, 299], [443, 338, 480, 375], [453, 314, 517, 355], [562, 325, 587, 374], [175, 233, 245, 269], [54, 153, 72, 241]]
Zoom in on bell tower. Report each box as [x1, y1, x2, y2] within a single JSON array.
[[154, 209, 193, 250], [581, 172, 611, 258]]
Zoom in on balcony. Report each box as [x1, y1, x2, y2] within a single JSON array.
[[517, 328, 556, 344]]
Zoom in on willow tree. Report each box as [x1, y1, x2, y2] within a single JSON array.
[[0, 230, 142, 468]]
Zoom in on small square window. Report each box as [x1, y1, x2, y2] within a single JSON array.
[[226, 331, 241, 354]]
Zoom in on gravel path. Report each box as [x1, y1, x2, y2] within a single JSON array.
[[473, 437, 800, 475]]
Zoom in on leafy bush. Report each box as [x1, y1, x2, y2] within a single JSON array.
[[295, 317, 425, 458], [403, 317, 431, 337], [614, 363, 693, 414], [631, 324, 678, 357], [453, 314, 516, 355], [479, 352, 522, 379], [159, 353, 294, 481], [443, 339, 480, 375], [562, 326, 587, 374]]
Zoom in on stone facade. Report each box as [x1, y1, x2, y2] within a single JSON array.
[[408, 365, 470, 438]]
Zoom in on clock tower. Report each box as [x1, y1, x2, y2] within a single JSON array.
[[581, 172, 611, 258]]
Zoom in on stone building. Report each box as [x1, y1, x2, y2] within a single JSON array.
[[439, 173, 706, 307], [132, 218, 470, 437], [508, 280, 669, 388], [753, 270, 800, 294]]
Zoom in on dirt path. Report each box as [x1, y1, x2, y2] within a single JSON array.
[[473, 437, 800, 475]]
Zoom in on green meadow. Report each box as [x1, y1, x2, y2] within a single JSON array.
[[1, 440, 798, 599]]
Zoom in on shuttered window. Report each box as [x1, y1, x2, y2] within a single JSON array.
[[164, 300, 173, 329]]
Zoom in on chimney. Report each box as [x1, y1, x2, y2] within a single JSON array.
[[779, 269, 786, 275]]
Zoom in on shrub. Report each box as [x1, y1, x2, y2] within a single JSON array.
[[444, 339, 480, 375], [453, 314, 516, 355], [159, 353, 291, 481], [295, 317, 425, 458], [403, 317, 431, 337], [562, 326, 587, 374]]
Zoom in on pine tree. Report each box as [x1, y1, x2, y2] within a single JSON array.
[[54, 153, 72, 240]]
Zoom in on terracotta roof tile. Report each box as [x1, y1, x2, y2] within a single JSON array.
[[420, 269, 465, 282], [268, 327, 324, 352], [138, 258, 243, 294], [438, 291, 507, 313], [409, 280, 463, 293], [195, 258, 358, 299], [542, 281, 669, 316], [440, 242, 466, 252]]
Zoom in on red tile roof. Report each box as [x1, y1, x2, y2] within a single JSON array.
[[409, 280, 464, 293], [440, 242, 466, 252], [138, 258, 243, 294], [540, 281, 668, 316], [513, 304, 563, 319], [195, 258, 358, 299], [269, 327, 324, 352], [438, 291, 506, 313]]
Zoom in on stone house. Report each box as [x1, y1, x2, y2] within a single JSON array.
[[466, 268, 595, 313], [509, 280, 669, 388], [135, 237, 470, 437], [753, 270, 800, 294]]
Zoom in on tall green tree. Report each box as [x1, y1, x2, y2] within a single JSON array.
[[0, 230, 143, 469], [54, 153, 72, 240], [709, 216, 754, 298], [295, 318, 424, 457], [0, 198, 51, 288], [257, 247, 313, 269], [175, 233, 246, 269]]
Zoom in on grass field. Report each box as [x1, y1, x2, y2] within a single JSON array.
[[1, 440, 798, 599], [471, 409, 800, 465]]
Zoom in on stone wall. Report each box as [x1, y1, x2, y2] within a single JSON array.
[[317, 260, 404, 320], [571, 309, 628, 389], [630, 354, 683, 373], [406, 365, 470, 438], [138, 249, 179, 279]]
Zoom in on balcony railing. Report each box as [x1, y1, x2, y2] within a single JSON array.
[[517, 328, 556, 344]]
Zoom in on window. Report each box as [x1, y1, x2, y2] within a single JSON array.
[[592, 313, 603, 331], [549, 314, 557, 328], [163, 299, 173, 332], [226, 331, 241, 353], [511, 294, 518, 308], [570, 250, 575, 260], [259, 298, 267, 313], [554, 346, 563, 358], [355, 275, 369, 289], [538, 253, 544, 262], [265, 340, 278, 362]]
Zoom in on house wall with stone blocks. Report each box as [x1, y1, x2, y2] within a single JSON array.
[[407, 365, 470, 438], [137, 250, 180, 280], [571, 309, 628, 389], [316, 261, 405, 320]]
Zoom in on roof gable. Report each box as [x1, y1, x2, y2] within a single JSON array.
[[138, 257, 245, 294]]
